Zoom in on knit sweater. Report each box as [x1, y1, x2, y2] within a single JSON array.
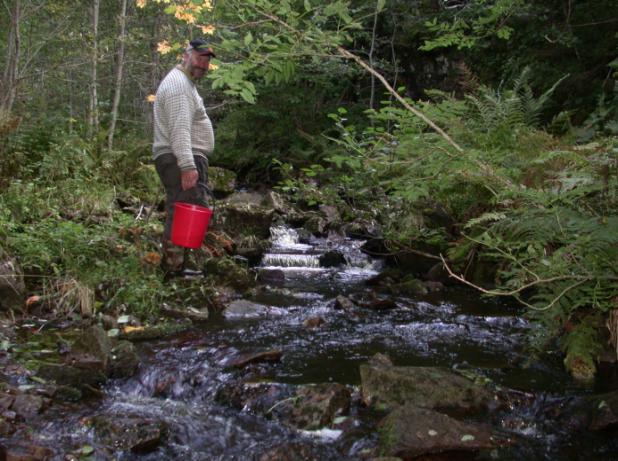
[[152, 66, 215, 171]]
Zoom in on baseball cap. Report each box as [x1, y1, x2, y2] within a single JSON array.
[[188, 38, 216, 57]]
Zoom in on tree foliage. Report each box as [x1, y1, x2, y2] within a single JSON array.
[[0, 0, 617, 379]]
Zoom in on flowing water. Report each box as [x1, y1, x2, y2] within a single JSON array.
[[5, 226, 618, 460]]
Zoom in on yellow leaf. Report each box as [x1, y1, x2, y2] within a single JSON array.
[[123, 326, 145, 333], [209, 63, 219, 71], [157, 40, 172, 55], [146, 94, 156, 103], [201, 24, 216, 35], [136, 0, 147, 8]]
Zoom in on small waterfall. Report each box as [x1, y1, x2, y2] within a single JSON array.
[[269, 226, 312, 252], [259, 226, 382, 276], [262, 253, 321, 268]]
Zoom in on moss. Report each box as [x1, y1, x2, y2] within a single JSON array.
[[562, 314, 604, 381]]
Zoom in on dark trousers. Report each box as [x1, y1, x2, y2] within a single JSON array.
[[155, 153, 211, 242]]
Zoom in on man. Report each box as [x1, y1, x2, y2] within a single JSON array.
[[153, 38, 215, 274]]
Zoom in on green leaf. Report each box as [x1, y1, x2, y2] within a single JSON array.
[[377, 0, 386, 12], [80, 445, 95, 456], [304, 0, 311, 12], [244, 32, 253, 46], [240, 88, 256, 104]]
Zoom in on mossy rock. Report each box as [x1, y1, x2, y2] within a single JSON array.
[[360, 361, 496, 415], [378, 405, 496, 459], [118, 320, 192, 341], [204, 257, 254, 290], [208, 166, 237, 196]]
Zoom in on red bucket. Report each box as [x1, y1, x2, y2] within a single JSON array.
[[171, 202, 213, 248]]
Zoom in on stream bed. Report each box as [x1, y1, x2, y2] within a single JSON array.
[[2, 226, 618, 460]]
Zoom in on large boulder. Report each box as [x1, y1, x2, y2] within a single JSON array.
[[215, 190, 276, 239], [217, 382, 351, 431], [92, 415, 167, 452], [378, 405, 497, 459], [0, 246, 25, 313], [108, 340, 140, 379], [360, 359, 497, 414]]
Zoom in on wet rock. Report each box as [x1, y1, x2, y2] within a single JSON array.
[[590, 391, 618, 430], [224, 299, 275, 318], [360, 361, 496, 414], [279, 383, 351, 430], [10, 393, 49, 419], [161, 304, 209, 323], [217, 382, 351, 431], [229, 349, 283, 368], [351, 292, 397, 311], [118, 320, 192, 341], [319, 204, 341, 225], [559, 390, 618, 431], [0, 441, 53, 461], [37, 362, 106, 389], [258, 442, 322, 461], [215, 381, 290, 410], [378, 405, 497, 459], [303, 316, 326, 328], [204, 256, 254, 290], [92, 415, 167, 452], [0, 417, 14, 436], [70, 325, 112, 369], [397, 276, 428, 296], [234, 241, 269, 266], [108, 340, 139, 379], [303, 215, 328, 236], [267, 191, 292, 215], [0, 393, 14, 411], [0, 246, 25, 313], [208, 166, 237, 196], [52, 385, 82, 402], [334, 295, 357, 310], [343, 219, 380, 240], [367, 271, 428, 296], [257, 268, 286, 284], [319, 250, 347, 268]]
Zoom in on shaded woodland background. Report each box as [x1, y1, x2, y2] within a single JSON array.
[[1, 0, 617, 379]]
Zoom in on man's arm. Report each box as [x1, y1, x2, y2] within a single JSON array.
[[166, 90, 198, 189]]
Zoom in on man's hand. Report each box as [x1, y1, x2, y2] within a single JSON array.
[[181, 169, 198, 190]]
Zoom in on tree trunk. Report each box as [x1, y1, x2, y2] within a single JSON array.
[[368, 2, 379, 113], [107, 0, 128, 150], [88, 0, 100, 138], [1, 0, 21, 114]]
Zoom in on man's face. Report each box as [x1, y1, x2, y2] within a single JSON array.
[[187, 51, 211, 80]]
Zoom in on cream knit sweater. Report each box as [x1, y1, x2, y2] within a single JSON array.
[[152, 66, 215, 171]]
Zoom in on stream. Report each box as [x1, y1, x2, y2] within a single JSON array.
[[3, 226, 618, 460]]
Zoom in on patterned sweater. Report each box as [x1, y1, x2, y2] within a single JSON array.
[[152, 66, 215, 171]]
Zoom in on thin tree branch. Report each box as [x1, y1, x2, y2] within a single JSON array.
[[439, 254, 592, 310]]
